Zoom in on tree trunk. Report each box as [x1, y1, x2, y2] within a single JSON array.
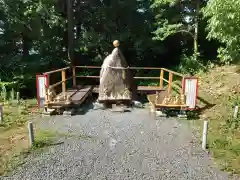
[[22, 34, 29, 58], [193, 0, 199, 59], [67, 0, 74, 65]]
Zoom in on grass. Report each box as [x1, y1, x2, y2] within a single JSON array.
[[0, 98, 39, 175], [192, 65, 240, 175], [3, 129, 57, 176], [33, 130, 57, 149], [0, 94, 55, 176], [206, 97, 240, 175]]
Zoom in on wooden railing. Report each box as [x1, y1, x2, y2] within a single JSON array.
[[42, 66, 185, 104], [75, 66, 184, 94], [43, 67, 72, 103]]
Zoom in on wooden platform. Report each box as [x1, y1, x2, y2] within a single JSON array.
[[46, 85, 93, 109], [147, 94, 188, 110]]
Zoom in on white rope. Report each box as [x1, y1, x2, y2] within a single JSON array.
[[107, 65, 129, 69]]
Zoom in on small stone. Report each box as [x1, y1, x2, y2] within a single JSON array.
[[156, 110, 167, 117], [93, 102, 106, 110], [132, 101, 143, 108]]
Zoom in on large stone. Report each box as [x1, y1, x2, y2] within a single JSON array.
[[98, 41, 136, 102]]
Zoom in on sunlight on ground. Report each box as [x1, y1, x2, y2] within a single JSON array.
[[195, 65, 240, 175]]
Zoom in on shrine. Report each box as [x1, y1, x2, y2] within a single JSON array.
[[98, 40, 134, 103]]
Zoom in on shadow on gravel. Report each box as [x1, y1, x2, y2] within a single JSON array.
[[34, 141, 64, 149]]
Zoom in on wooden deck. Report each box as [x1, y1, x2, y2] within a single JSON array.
[[41, 66, 186, 115], [47, 86, 93, 108], [147, 94, 188, 110], [47, 85, 163, 109], [71, 86, 93, 104]]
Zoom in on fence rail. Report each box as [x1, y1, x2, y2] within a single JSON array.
[[43, 66, 185, 104]]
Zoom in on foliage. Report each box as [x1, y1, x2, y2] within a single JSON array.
[[178, 53, 207, 75], [0, 0, 239, 95], [203, 0, 240, 64], [151, 0, 184, 41], [188, 65, 240, 175], [151, 0, 205, 59]]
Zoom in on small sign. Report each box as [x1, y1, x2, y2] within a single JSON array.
[[36, 75, 48, 107], [182, 77, 198, 110]]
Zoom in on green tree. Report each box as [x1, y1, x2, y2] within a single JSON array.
[[203, 0, 240, 64], [151, 0, 203, 60]]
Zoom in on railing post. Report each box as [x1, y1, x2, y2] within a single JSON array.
[[72, 66, 76, 87], [181, 77, 185, 95], [62, 70, 66, 93], [168, 72, 173, 94], [0, 105, 3, 124], [45, 74, 50, 104], [160, 69, 164, 89]]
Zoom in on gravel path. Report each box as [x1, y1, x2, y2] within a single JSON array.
[[1, 107, 237, 180]]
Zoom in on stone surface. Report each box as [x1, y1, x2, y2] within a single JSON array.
[[3, 108, 236, 180], [98, 47, 134, 101]]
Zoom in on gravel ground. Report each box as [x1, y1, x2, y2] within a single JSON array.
[[1, 107, 238, 180]]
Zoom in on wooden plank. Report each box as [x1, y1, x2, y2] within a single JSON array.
[[71, 86, 93, 104], [134, 77, 160, 80], [43, 67, 70, 75], [47, 86, 92, 108], [50, 77, 73, 89], [72, 67, 76, 86], [147, 94, 188, 108], [129, 67, 162, 70], [77, 76, 161, 80], [62, 70, 66, 93], [161, 68, 184, 77], [168, 72, 173, 94], [75, 66, 162, 70], [77, 76, 99, 78], [55, 88, 78, 100], [155, 104, 188, 108], [137, 86, 162, 91], [160, 69, 164, 89], [75, 66, 101, 69]]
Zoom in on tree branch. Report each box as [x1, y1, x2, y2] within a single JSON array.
[[176, 29, 194, 38]]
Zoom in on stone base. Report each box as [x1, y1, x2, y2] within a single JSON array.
[[177, 114, 188, 119], [156, 110, 167, 117], [43, 108, 56, 116], [132, 101, 143, 108], [93, 102, 107, 110], [63, 108, 76, 116]]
